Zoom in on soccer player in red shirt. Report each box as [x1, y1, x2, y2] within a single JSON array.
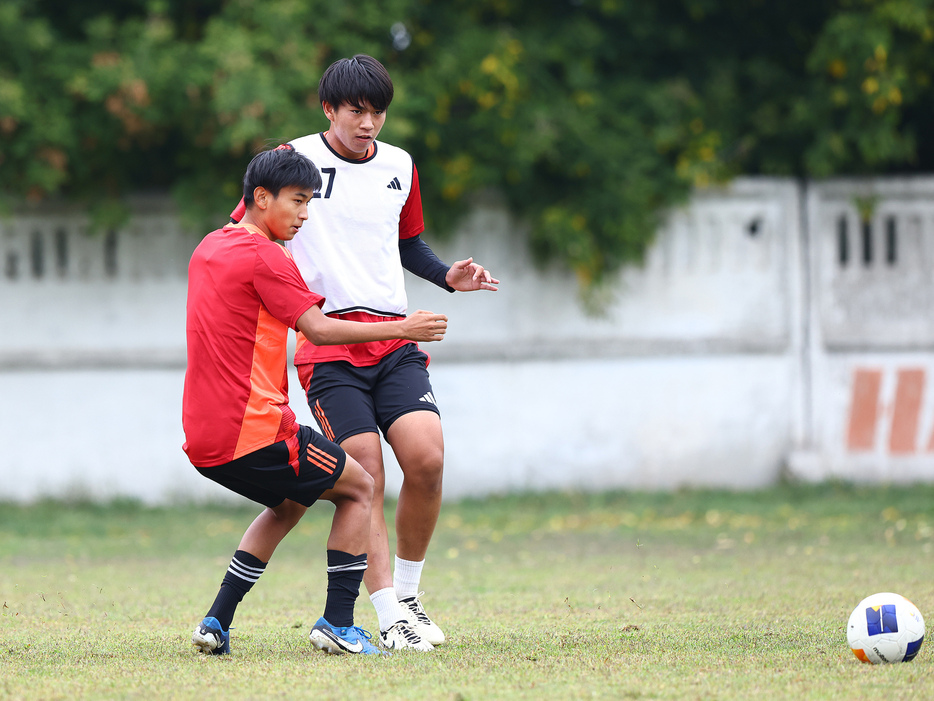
[[183, 145, 447, 655]]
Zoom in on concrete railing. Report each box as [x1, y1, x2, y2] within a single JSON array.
[[2, 177, 933, 502]]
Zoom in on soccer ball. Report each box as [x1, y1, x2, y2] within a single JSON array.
[[847, 592, 925, 664]]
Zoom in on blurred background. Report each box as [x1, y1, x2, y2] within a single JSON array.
[[2, 0, 934, 502]]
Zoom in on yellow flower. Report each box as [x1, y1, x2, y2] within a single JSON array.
[[828, 59, 847, 79], [480, 55, 499, 75]]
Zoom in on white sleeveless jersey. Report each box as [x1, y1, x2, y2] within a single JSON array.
[[285, 133, 416, 316]]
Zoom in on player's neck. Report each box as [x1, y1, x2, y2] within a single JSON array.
[[237, 215, 274, 241]]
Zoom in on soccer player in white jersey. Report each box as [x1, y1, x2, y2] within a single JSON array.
[[232, 54, 498, 650]]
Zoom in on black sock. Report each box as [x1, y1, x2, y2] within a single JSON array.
[[322, 550, 367, 628], [206, 550, 267, 630]]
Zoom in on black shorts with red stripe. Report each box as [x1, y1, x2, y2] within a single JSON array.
[[303, 343, 440, 445], [196, 424, 346, 508]]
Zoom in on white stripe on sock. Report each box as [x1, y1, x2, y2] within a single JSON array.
[[327, 559, 368, 573], [228, 557, 265, 583]]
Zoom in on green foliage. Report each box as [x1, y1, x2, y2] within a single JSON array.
[[1, 0, 933, 284], [804, 0, 934, 175]]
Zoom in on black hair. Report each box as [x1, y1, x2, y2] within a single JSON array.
[[317, 54, 394, 112], [242, 144, 322, 206]]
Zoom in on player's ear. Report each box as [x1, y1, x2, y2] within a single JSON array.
[[322, 101, 337, 122], [253, 186, 269, 210]]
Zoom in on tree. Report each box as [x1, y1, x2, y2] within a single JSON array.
[[1, 0, 932, 291]]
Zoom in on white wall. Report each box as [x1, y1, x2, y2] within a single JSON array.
[[1, 178, 931, 503], [787, 177, 934, 483]]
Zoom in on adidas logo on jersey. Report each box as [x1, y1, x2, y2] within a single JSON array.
[[387, 177, 402, 190], [419, 392, 437, 405]]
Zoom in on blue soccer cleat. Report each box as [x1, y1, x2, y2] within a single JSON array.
[[309, 617, 386, 655], [192, 616, 230, 655]]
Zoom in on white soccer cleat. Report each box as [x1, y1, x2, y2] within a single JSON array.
[[378, 620, 434, 651], [399, 592, 445, 646]]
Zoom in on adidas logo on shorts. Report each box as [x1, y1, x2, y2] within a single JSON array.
[[419, 392, 437, 405]]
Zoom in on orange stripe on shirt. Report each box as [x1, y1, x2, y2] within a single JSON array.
[[233, 305, 291, 460]]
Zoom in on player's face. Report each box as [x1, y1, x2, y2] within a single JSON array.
[[266, 186, 311, 242], [323, 100, 386, 159]]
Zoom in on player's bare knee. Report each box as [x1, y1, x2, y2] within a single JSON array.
[[403, 458, 444, 495], [352, 456, 386, 494], [357, 470, 375, 507], [344, 458, 376, 506], [269, 500, 306, 527]]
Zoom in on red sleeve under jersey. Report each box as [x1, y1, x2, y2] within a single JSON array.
[[399, 164, 425, 240]]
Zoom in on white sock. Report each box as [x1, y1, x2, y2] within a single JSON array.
[[393, 556, 425, 600], [370, 587, 408, 632]]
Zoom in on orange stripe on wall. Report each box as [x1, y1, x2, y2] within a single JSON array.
[[847, 368, 882, 452], [889, 368, 925, 454]]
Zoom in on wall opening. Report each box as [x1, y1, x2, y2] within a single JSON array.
[[837, 215, 849, 267], [861, 220, 873, 266], [885, 216, 897, 265], [30, 230, 45, 279]]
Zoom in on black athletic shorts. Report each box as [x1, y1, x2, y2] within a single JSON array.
[[196, 424, 346, 508], [304, 343, 440, 445]]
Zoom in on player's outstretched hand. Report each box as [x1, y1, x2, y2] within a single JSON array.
[[445, 257, 499, 292], [402, 310, 448, 342]]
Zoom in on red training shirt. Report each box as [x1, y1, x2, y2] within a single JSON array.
[[182, 223, 324, 467]]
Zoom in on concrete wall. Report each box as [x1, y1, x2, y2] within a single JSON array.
[[1, 178, 931, 503], [788, 178, 934, 483]]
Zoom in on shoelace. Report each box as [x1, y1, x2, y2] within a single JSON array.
[[346, 626, 373, 641], [404, 594, 432, 624], [392, 621, 423, 644]]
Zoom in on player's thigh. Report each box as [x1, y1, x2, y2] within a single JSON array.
[[304, 361, 379, 444], [320, 454, 374, 505], [269, 498, 308, 525], [340, 431, 387, 487], [386, 410, 444, 480]]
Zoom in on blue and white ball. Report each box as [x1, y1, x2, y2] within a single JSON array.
[[847, 592, 925, 664]]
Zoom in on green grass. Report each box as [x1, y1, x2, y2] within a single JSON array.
[[2, 483, 934, 700]]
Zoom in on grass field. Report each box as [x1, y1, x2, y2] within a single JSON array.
[[2, 483, 933, 700]]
